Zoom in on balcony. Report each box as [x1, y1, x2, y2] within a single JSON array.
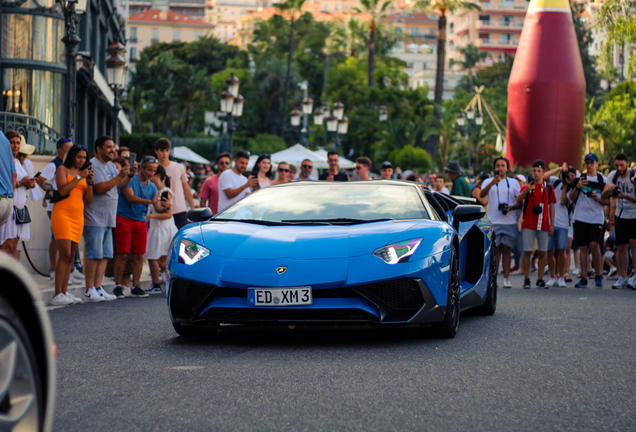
[[481, 2, 527, 11], [0, 112, 61, 154], [476, 19, 523, 30], [476, 38, 518, 48], [170, 0, 205, 4]]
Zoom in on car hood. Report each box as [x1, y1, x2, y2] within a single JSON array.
[[199, 220, 436, 260]]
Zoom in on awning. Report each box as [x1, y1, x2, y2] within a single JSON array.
[[172, 146, 210, 164]]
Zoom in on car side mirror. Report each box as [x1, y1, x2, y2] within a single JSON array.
[[187, 207, 214, 223], [453, 205, 486, 230]]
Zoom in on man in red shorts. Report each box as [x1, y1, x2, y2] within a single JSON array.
[[113, 156, 167, 298]]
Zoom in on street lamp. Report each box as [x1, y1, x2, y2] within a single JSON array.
[[326, 115, 338, 133], [220, 82, 242, 155], [290, 109, 302, 127], [457, 112, 466, 127], [332, 101, 344, 120], [58, 0, 88, 138], [302, 98, 314, 116], [232, 94, 244, 117], [226, 73, 240, 98], [379, 105, 388, 122], [456, 108, 482, 173], [106, 40, 127, 142], [338, 117, 349, 134], [475, 111, 483, 126], [313, 108, 324, 125]]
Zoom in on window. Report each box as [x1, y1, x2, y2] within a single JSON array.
[[395, 27, 402, 34], [130, 27, 137, 43], [449, 41, 455, 52], [406, 62, 414, 69], [479, 32, 489, 39], [173, 28, 180, 41], [479, 14, 489, 21], [130, 47, 137, 62], [411, 27, 418, 36], [449, 22, 454, 33], [151, 28, 159, 44], [502, 33, 513, 43]]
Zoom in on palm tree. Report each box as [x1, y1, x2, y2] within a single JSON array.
[[596, 0, 636, 81], [274, 0, 307, 141], [449, 43, 489, 92], [411, 0, 481, 161], [354, 0, 393, 87], [431, 104, 459, 169]]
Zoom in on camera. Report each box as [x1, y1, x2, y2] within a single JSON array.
[[498, 203, 508, 215], [495, 169, 501, 177], [532, 205, 543, 215], [611, 185, 621, 197]]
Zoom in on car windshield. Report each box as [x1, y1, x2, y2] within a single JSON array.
[[216, 183, 429, 223]]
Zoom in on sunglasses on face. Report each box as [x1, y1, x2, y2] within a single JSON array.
[[218, 161, 231, 165], [585, 160, 595, 165], [329, 159, 339, 163], [302, 164, 313, 169], [355, 165, 364, 170], [278, 168, 290, 173]]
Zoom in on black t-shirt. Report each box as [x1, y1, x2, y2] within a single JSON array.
[[318, 171, 349, 181]]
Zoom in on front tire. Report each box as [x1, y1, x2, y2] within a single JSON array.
[[431, 246, 460, 338], [0, 296, 43, 431]]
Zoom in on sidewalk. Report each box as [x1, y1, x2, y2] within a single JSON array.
[[29, 262, 155, 306]]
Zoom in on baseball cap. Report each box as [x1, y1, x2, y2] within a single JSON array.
[[515, 174, 527, 183], [584, 153, 598, 162], [380, 161, 393, 170]]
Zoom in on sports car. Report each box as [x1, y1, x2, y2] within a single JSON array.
[[167, 180, 496, 338]]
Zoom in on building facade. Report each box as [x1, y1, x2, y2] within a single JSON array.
[[446, 0, 527, 70], [129, 0, 206, 19], [1, 0, 131, 153]]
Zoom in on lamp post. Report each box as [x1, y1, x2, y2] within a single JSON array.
[[220, 73, 243, 155], [379, 105, 388, 122], [58, 0, 88, 139], [301, 97, 313, 145], [456, 107, 484, 174], [106, 40, 127, 143]]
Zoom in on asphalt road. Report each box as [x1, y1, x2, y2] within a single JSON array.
[[50, 276, 636, 432]]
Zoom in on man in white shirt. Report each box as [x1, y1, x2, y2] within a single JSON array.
[[218, 150, 257, 212], [480, 156, 521, 288], [569, 153, 609, 288], [601, 153, 636, 289], [155, 138, 195, 229]]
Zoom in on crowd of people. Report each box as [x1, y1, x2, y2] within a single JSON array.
[[1, 128, 634, 306]]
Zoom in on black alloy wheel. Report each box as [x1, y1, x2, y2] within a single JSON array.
[[0, 296, 43, 431], [431, 246, 460, 338], [475, 237, 497, 316]]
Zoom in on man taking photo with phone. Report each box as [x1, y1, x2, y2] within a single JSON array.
[[601, 153, 636, 289], [319, 151, 349, 181], [218, 150, 256, 212]]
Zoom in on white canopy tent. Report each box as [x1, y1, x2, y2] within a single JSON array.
[[172, 146, 211, 164], [271, 144, 329, 169], [313, 149, 356, 169]]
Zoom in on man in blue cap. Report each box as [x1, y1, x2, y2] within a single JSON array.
[[569, 153, 609, 288], [0, 131, 16, 228]]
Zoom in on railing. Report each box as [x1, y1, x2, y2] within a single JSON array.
[[0, 112, 62, 154], [170, 0, 205, 5], [478, 38, 517, 46], [130, 37, 138, 43]]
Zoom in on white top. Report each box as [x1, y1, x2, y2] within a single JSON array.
[[607, 170, 636, 219], [549, 176, 570, 229], [293, 175, 317, 181], [442, 187, 450, 194], [22, 159, 42, 201], [40, 160, 58, 211], [482, 176, 521, 225], [218, 169, 249, 212], [572, 173, 606, 224], [146, 187, 178, 260], [13, 159, 28, 209]]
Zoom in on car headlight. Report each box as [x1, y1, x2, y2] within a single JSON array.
[[373, 238, 423, 264], [178, 239, 210, 265]]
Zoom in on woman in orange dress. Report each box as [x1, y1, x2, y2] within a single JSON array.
[[51, 145, 93, 305]]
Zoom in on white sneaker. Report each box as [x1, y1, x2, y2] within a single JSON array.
[[626, 276, 636, 290], [613, 277, 628, 290], [65, 292, 82, 304], [96, 287, 117, 301], [572, 268, 581, 277], [608, 267, 617, 277], [503, 278, 512, 288], [50, 270, 55, 281], [84, 287, 105, 302], [557, 277, 567, 287], [66, 277, 77, 286], [51, 293, 73, 306], [546, 277, 558, 287], [70, 269, 84, 282]]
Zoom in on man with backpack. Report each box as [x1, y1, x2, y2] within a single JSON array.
[[569, 153, 610, 288], [516, 160, 556, 288], [601, 153, 636, 289]]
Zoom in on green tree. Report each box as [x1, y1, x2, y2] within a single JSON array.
[[274, 0, 308, 141], [449, 43, 488, 93], [354, 0, 393, 87], [596, 0, 636, 81], [571, 1, 601, 97], [593, 81, 636, 158], [410, 0, 482, 160], [392, 145, 433, 172]]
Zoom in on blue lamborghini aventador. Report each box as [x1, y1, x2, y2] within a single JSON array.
[[166, 180, 496, 338]]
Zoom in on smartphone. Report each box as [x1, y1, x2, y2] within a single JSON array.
[[129, 153, 137, 163], [495, 169, 501, 177], [250, 170, 260, 191], [81, 160, 92, 171], [161, 191, 170, 200], [34, 171, 41, 178]]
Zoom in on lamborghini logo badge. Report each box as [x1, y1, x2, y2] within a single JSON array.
[[276, 267, 287, 274]]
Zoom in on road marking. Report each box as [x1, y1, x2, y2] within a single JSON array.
[[170, 366, 205, 370]]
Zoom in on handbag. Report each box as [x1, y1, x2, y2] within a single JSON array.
[[49, 190, 69, 204], [14, 205, 31, 225]]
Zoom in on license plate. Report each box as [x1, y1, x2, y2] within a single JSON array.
[[248, 287, 312, 306]]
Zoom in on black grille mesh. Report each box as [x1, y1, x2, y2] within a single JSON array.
[[170, 278, 215, 319], [354, 279, 424, 311]]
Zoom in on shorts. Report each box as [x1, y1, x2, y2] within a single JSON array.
[[492, 224, 518, 249], [47, 210, 54, 240], [523, 229, 549, 252], [573, 220, 603, 247], [615, 217, 636, 245], [84, 226, 114, 259], [115, 215, 148, 255], [0, 196, 12, 227], [548, 227, 569, 250]]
